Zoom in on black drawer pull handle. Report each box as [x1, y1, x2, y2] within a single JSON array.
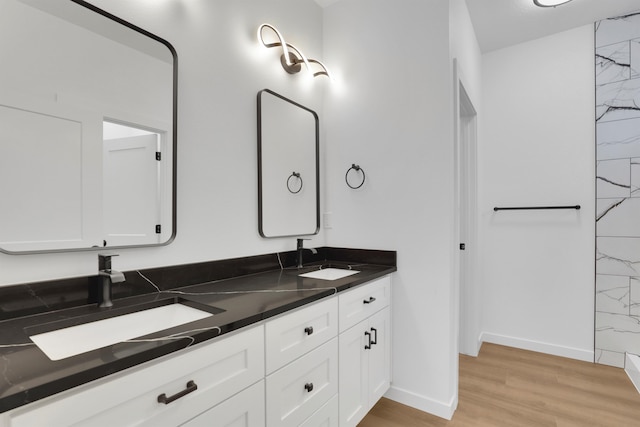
[[370, 327, 378, 345], [157, 380, 198, 405], [305, 382, 314, 393], [304, 326, 314, 335], [363, 297, 376, 304], [364, 331, 372, 349]]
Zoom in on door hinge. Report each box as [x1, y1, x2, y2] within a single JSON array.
[[156, 152, 161, 161], [156, 224, 161, 234], [460, 243, 466, 250]]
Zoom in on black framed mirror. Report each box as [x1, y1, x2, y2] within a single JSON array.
[[0, 0, 177, 253], [257, 89, 319, 238]]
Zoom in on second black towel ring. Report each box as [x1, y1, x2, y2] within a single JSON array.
[[345, 164, 366, 189], [287, 172, 303, 194]]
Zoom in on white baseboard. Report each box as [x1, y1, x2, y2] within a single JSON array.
[[480, 332, 593, 362], [384, 385, 457, 421], [625, 353, 640, 394]]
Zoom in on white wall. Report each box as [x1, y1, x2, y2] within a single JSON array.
[[449, 0, 482, 108], [322, 0, 457, 419], [0, 0, 327, 285], [479, 25, 595, 361]]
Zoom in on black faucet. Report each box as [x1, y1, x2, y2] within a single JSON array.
[[296, 238, 318, 268], [97, 253, 125, 308]]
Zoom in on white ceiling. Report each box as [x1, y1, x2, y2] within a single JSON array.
[[314, 0, 640, 53], [314, 0, 342, 7], [465, 0, 640, 52]]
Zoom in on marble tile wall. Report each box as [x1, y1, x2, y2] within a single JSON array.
[[596, 10, 640, 368]]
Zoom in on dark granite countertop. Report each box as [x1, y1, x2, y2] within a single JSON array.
[[0, 247, 396, 413]]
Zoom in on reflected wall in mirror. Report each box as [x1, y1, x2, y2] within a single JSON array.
[[0, 0, 177, 253], [257, 89, 319, 238]]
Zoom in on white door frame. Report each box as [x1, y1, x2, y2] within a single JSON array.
[[453, 59, 480, 359]]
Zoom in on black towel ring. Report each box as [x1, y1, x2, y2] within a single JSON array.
[[287, 172, 303, 194], [345, 164, 365, 189]]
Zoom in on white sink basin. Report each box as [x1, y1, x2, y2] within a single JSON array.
[[298, 268, 360, 281], [30, 303, 214, 361]]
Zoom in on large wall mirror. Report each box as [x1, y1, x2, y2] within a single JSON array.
[[257, 89, 319, 238], [0, 0, 177, 253]]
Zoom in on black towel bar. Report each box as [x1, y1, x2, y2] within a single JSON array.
[[493, 205, 581, 212]]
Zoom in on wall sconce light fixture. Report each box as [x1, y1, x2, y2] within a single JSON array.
[[533, 0, 573, 7], [257, 23, 331, 79]]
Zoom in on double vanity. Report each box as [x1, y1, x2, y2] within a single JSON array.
[[0, 247, 396, 426], [0, 2, 393, 425]]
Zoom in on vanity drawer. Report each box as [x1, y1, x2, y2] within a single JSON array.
[[179, 380, 265, 427], [266, 338, 338, 427], [300, 394, 339, 427], [6, 325, 265, 427], [265, 296, 338, 373], [339, 275, 390, 332]]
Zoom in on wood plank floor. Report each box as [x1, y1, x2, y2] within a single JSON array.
[[359, 343, 640, 426]]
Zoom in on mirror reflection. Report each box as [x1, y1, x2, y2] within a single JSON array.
[[257, 89, 319, 238], [0, 0, 176, 253]]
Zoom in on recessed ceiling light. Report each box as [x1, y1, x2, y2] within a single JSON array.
[[533, 0, 573, 7]]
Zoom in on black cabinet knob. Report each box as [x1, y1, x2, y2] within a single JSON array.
[[304, 326, 314, 335], [304, 382, 314, 393]]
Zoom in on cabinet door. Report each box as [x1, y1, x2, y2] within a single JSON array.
[[338, 323, 368, 427], [180, 380, 265, 427], [368, 307, 391, 404]]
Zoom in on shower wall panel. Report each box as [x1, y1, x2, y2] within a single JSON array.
[[596, 10, 640, 368]]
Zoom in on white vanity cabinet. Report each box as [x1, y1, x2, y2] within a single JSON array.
[[0, 324, 265, 427], [264, 275, 392, 427], [0, 273, 393, 427], [338, 276, 392, 427], [265, 297, 339, 427]]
